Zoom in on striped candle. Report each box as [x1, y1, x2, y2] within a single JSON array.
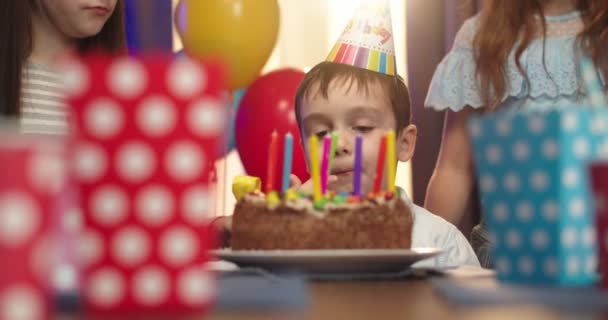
[[281, 133, 294, 194], [353, 135, 363, 196], [386, 131, 396, 192]]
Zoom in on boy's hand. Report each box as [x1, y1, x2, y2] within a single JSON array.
[[211, 215, 232, 248], [289, 174, 337, 193]]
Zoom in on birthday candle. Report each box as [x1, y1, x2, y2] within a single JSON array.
[[374, 134, 387, 193], [353, 135, 363, 196], [266, 130, 279, 193], [320, 135, 332, 194], [281, 133, 294, 194], [328, 131, 338, 171], [386, 130, 396, 192], [309, 135, 322, 202]]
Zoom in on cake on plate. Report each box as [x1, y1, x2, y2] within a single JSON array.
[[230, 189, 413, 250]]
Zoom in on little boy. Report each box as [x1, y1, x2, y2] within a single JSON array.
[[290, 60, 479, 268], [217, 1, 480, 268]]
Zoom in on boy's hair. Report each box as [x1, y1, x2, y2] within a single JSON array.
[[294, 61, 411, 135]]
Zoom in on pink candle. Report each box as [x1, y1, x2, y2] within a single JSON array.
[[321, 135, 332, 194]]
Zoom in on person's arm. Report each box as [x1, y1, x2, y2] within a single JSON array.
[[424, 108, 476, 226]]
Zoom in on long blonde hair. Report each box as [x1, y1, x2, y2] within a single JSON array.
[[473, 0, 608, 109]]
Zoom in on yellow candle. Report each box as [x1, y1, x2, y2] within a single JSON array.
[[309, 135, 322, 202], [386, 131, 396, 192]]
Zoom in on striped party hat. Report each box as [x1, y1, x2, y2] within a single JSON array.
[[327, 0, 396, 76]]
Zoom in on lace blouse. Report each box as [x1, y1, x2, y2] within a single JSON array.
[[425, 11, 606, 112]]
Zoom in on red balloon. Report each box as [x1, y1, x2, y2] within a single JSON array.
[[235, 68, 309, 190]]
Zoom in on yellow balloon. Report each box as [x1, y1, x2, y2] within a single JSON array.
[[179, 0, 280, 90]]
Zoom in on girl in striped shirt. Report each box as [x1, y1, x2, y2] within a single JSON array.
[[0, 0, 126, 135]]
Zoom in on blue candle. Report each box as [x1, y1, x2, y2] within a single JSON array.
[[353, 135, 363, 196], [281, 133, 294, 194]]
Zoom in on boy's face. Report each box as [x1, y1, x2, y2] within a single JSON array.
[[299, 78, 416, 194]]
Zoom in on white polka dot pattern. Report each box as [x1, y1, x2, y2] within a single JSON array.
[[135, 185, 174, 226], [512, 141, 530, 161], [136, 96, 177, 136], [518, 256, 534, 275], [468, 109, 603, 285], [90, 186, 128, 226], [74, 143, 107, 183], [0, 192, 40, 247], [177, 268, 214, 306], [61, 60, 90, 97], [67, 56, 224, 310], [115, 142, 157, 183], [182, 185, 212, 225], [111, 226, 151, 267], [543, 257, 558, 276], [159, 227, 199, 267], [87, 268, 125, 308], [107, 58, 148, 99], [0, 285, 44, 320], [167, 58, 206, 99], [27, 151, 64, 194], [132, 266, 170, 306], [85, 98, 124, 139], [187, 98, 226, 137], [165, 141, 206, 182]]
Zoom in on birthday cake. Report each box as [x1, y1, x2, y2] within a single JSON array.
[[230, 189, 413, 250]]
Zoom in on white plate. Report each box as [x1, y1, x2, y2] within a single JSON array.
[[213, 248, 443, 273]]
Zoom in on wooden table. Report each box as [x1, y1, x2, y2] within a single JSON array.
[[209, 279, 572, 320]]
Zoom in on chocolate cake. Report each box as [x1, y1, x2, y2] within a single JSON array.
[[231, 191, 413, 250]]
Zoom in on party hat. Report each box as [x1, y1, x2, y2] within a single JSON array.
[[326, 0, 396, 76]]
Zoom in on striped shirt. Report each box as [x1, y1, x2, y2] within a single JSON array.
[[20, 62, 68, 135]]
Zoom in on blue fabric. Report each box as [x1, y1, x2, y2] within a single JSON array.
[[425, 11, 607, 113], [432, 277, 608, 312]]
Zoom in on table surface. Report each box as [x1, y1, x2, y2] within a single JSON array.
[[208, 279, 571, 320]]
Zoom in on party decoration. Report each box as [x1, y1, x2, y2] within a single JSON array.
[[232, 176, 261, 201], [178, 0, 280, 90], [235, 68, 309, 188], [327, 0, 396, 76], [66, 55, 225, 314], [469, 110, 607, 286]]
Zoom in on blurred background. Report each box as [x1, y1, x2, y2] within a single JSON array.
[[125, 0, 481, 233]]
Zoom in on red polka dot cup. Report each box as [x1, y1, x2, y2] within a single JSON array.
[[65, 55, 227, 315], [0, 134, 67, 320]]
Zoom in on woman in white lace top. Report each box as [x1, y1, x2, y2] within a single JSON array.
[[0, 0, 126, 135], [424, 0, 608, 267]]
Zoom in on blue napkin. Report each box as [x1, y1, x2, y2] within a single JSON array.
[[215, 269, 309, 311], [432, 278, 608, 312]]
